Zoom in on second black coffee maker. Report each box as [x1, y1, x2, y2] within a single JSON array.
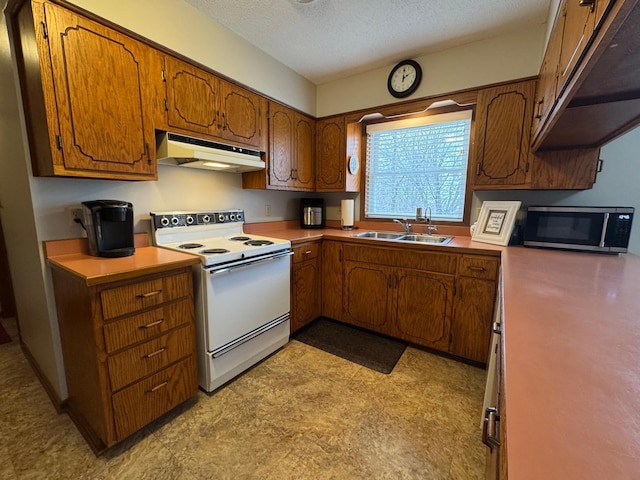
[[81, 200, 135, 257]]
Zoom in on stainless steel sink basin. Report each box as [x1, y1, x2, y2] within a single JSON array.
[[353, 231, 453, 245], [398, 234, 453, 245], [353, 231, 406, 239]]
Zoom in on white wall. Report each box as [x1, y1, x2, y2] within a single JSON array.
[[317, 25, 546, 117]]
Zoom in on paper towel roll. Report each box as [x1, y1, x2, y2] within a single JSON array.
[[341, 199, 354, 229]]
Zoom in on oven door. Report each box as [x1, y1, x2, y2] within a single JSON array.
[[203, 250, 292, 353]]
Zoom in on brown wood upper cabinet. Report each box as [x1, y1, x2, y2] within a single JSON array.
[[473, 79, 601, 190], [531, 0, 640, 150], [315, 116, 361, 192], [163, 56, 267, 151], [12, 0, 163, 180], [243, 102, 315, 191]]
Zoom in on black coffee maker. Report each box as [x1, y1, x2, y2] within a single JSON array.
[[81, 200, 135, 258]]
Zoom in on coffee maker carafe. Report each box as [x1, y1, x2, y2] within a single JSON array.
[[81, 200, 135, 257]]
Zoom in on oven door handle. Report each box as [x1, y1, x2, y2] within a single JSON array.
[[210, 314, 290, 358], [208, 250, 293, 275]]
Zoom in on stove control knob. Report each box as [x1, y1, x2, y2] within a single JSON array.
[[218, 214, 225, 223], [186, 215, 195, 225], [160, 217, 170, 227], [202, 215, 211, 224], [171, 216, 180, 226]]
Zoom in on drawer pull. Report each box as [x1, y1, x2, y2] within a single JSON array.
[[139, 319, 164, 329], [147, 381, 169, 393], [143, 347, 166, 359], [303, 250, 312, 255], [136, 289, 162, 299], [482, 407, 501, 451], [467, 266, 486, 272]]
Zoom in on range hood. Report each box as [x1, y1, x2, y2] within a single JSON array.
[[156, 132, 265, 173]]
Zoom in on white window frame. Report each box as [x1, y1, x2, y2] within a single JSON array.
[[364, 109, 473, 223]]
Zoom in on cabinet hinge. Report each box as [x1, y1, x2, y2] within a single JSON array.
[[161, 69, 166, 82], [163, 99, 168, 111], [55, 135, 62, 150], [476, 163, 481, 176], [41, 22, 48, 39], [525, 162, 530, 173], [453, 285, 457, 296]]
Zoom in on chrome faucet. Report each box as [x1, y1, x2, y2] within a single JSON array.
[[416, 207, 438, 235], [393, 218, 412, 233]]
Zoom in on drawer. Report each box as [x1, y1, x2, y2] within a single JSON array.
[[112, 355, 197, 440], [103, 299, 194, 353], [101, 271, 192, 320], [457, 255, 499, 280], [107, 324, 195, 392], [293, 242, 320, 263]]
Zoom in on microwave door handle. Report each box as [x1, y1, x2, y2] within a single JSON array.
[[600, 213, 610, 247]]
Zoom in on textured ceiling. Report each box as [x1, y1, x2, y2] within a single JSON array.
[[184, 0, 551, 84]]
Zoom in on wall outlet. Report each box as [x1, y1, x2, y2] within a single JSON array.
[[265, 204, 271, 216], [66, 207, 84, 227]]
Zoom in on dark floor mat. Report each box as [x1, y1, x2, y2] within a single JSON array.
[[293, 318, 406, 374]]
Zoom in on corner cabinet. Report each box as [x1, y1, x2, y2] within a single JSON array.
[[47, 259, 199, 453], [163, 55, 267, 151], [315, 116, 361, 192], [473, 79, 601, 190], [243, 102, 315, 191], [12, 0, 163, 180]]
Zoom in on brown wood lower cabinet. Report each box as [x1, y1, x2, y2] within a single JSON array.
[[322, 240, 499, 364], [291, 241, 322, 333], [49, 266, 198, 453]]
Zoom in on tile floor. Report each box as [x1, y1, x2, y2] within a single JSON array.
[[0, 317, 486, 479]]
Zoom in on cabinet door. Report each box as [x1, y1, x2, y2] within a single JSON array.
[[321, 241, 343, 321], [393, 269, 453, 352], [532, 6, 566, 140], [316, 116, 346, 191], [343, 261, 392, 333], [450, 276, 495, 363], [294, 113, 315, 190], [164, 55, 220, 137], [292, 260, 321, 333], [219, 81, 267, 151], [556, 0, 597, 100], [44, 3, 158, 179], [474, 80, 536, 187], [269, 104, 295, 187]]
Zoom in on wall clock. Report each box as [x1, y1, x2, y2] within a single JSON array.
[[387, 59, 422, 98]]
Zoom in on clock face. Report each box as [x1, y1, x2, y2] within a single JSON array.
[[388, 60, 422, 98]]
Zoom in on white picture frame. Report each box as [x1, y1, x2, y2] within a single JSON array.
[[472, 201, 522, 246]]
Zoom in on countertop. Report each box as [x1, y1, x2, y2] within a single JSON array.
[[248, 222, 640, 479], [44, 236, 200, 286]]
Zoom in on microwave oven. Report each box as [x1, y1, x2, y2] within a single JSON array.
[[523, 206, 634, 254]]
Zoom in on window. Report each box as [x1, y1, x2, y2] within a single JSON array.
[[365, 109, 472, 222]]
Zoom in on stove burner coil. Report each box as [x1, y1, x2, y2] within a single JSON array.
[[229, 236, 251, 241], [244, 240, 274, 246], [201, 248, 230, 254], [178, 243, 204, 249]]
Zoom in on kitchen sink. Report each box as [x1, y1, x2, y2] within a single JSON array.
[[353, 231, 454, 245], [353, 231, 406, 239], [398, 234, 453, 245]]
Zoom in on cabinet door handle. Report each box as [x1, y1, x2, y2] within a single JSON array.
[[139, 319, 164, 329], [143, 347, 166, 359], [136, 289, 162, 299], [579, 0, 595, 11], [467, 266, 486, 272], [492, 322, 502, 335], [482, 407, 501, 450], [146, 381, 169, 393]]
